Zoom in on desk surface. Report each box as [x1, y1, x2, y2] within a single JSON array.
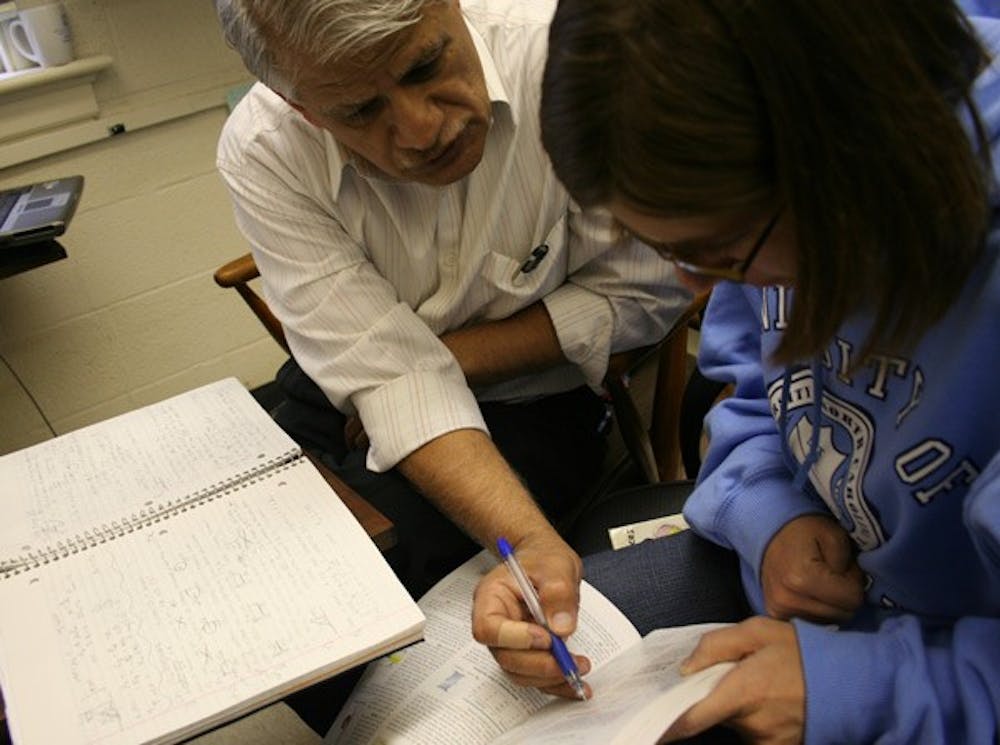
[[0, 464, 395, 730]]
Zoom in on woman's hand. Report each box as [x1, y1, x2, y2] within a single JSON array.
[[662, 617, 805, 744], [761, 514, 864, 623]]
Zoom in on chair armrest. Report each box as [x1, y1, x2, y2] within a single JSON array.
[[214, 252, 290, 354], [213, 253, 261, 287]]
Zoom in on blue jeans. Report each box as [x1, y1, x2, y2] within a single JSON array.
[[584, 528, 750, 634], [583, 529, 750, 744]]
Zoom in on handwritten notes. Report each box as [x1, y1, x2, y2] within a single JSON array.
[[0, 379, 424, 745], [0, 458, 422, 745], [0, 379, 298, 570]]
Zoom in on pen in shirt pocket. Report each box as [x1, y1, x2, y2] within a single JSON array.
[[511, 243, 550, 283]]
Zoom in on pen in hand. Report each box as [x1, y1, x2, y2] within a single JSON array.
[[496, 537, 587, 701]]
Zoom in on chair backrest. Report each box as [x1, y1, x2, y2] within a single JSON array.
[[213, 252, 714, 486]]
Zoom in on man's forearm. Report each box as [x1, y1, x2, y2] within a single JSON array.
[[396, 427, 559, 550], [440, 301, 567, 388]]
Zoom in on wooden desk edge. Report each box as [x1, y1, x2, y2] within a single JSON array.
[[304, 452, 397, 552]]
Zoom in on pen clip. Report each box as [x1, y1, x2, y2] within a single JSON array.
[[510, 243, 550, 286], [519, 243, 549, 274]]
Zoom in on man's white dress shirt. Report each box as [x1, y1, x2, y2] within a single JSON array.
[[217, 0, 688, 472]]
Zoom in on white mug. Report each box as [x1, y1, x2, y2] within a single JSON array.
[[9, 3, 73, 68], [0, 17, 39, 72]]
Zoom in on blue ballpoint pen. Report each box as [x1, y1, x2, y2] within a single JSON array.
[[496, 537, 587, 701]]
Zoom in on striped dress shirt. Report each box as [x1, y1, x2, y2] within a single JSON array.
[[217, 0, 689, 472]]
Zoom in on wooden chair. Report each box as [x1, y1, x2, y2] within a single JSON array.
[[214, 253, 709, 489], [602, 292, 710, 485], [214, 253, 289, 354]]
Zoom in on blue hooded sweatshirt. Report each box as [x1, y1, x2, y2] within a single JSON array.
[[683, 16, 1000, 744]]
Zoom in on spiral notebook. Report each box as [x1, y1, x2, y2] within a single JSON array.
[[0, 378, 424, 745]]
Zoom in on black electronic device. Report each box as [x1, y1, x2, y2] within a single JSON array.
[[0, 175, 83, 248]]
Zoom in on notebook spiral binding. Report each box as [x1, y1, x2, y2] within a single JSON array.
[[0, 450, 300, 579]]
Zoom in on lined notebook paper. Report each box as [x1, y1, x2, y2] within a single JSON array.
[[0, 379, 424, 745]]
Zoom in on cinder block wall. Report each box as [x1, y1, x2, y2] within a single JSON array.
[[0, 0, 286, 454]]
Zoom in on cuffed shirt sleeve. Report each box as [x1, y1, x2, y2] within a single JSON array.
[[543, 204, 691, 388]]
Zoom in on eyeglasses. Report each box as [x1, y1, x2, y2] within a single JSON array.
[[638, 210, 781, 282]]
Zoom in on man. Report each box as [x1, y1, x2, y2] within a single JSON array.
[[213, 0, 686, 706]]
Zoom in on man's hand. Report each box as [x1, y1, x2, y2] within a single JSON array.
[[471, 532, 592, 699], [400, 429, 587, 697], [760, 514, 864, 623], [662, 617, 805, 744], [343, 415, 369, 450]]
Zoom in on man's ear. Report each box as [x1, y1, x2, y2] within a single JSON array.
[[275, 90, 325, 129]]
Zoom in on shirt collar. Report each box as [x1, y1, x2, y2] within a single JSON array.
[[465, 12, 513, 125], [328, 13, 513, 194]]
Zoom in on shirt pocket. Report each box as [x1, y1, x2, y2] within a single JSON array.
[[482, 217, 567, 299]]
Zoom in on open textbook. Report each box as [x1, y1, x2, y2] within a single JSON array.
[[0, 378, 424, 745], [327, 552, 732, 744]]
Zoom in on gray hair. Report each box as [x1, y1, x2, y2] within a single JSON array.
[[214, 0, 437, 98]]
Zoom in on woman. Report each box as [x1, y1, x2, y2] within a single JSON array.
[[471, 2, 1000, 742]]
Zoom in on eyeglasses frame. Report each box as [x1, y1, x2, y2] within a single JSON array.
[[656, 209, 782, 282]]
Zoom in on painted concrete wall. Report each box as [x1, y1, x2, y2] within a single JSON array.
[[1, 0, 286, 454]]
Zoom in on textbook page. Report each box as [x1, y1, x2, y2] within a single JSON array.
[[0, 457, 425, 745], [493, 624, 734, 745], [326, 551, 641, 745], [0, 378, 299, 570]]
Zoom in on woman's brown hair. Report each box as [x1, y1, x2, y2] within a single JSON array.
[[542, 0, 992, 365]]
